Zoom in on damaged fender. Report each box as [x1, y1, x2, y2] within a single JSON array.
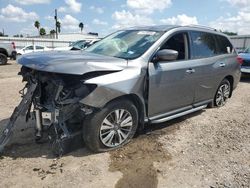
[[80, 67, 147, 117]]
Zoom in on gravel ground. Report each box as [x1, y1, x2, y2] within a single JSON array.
[[0, 60, 249, 188]]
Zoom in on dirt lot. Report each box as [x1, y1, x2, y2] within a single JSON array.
[[0, 60, 250, 188]]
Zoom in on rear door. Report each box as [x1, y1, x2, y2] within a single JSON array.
[[148, 32, 196, 118], [188, 31, 235, 104]]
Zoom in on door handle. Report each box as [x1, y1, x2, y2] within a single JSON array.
[[219, 63, 226, 67], [186, 68, 195, 74]]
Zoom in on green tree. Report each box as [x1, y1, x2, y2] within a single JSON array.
[[222, 31, 237, 36], [39, 28, 46, 36], [56, 21, 61, 33], [34, 20, 40, 35], [79, 22, 84, 33]]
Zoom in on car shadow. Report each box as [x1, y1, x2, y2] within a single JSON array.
[[0, 116, 92, 159], [240, 73, 250, 83], [0, 110, 205, 159], [0, 62, 12, 66]]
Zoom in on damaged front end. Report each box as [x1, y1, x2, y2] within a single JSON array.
[[0, 66, 99, 156]]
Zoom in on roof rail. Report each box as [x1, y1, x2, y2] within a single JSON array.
[[184, 24, 217, 31]]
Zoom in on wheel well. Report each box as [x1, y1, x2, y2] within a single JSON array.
[[224, 75, 234, 97], [0, 48, 8, 57], [105, 94, 146, 132]]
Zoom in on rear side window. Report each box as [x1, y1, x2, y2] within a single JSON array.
[[36, 46, 44, 50], [190, 31, 217, 59], [215, 35, 233, 54]]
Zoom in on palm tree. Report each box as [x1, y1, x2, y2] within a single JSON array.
[[56, 21, 61, 33], [79, 22, 84, 33], [50, 29, 56, 38], [39, 28, 46, 36], [50, 29, 56, 35], [34, 20, 40, 35]]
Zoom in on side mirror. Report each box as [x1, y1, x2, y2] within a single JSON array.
[[155, 49, 178, 62]]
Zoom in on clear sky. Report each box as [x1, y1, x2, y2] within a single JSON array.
[[0, 0, 249, 37]]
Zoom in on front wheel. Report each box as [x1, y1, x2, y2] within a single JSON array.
[[83, 99, 138, 152], [214, 79, 231, 107], [0, 53, 7, 65]]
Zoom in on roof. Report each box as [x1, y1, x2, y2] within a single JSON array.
[[126, 25, 180, 32], [125, 25, 221, 33]]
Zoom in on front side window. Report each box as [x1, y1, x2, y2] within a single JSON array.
[[160, 33, 188, 60], [86, 30, 163, 60], [25, 46, 34, 50], [190, 31, 217, 59]]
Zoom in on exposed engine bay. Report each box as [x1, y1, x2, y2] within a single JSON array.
[[0, 66, 102, 156]]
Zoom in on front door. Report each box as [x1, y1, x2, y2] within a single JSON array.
[[148, 32, 196, 118]]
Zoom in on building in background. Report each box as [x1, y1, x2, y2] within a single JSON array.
[[230, 35, 250, 52], [0, 32, 100, 50], [30, 32, 98, 41]]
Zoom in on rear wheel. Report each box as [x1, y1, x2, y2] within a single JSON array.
[[83, 99, 138, 152], [0, 53, 7, 65], [214, 79, 231, 107]]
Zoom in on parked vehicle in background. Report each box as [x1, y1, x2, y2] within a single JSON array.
[[16, 45, 50, 56], [238, 46, 250, 74], [0, 42, 16, 65], [54, 39, 101, 51], [84, 39, 101, 49], [0, 25, 241, 155]]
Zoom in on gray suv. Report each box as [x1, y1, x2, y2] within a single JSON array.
[[2, 25, 241, 154]]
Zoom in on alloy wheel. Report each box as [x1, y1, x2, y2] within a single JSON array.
[[215, 83, 230, 107], [100, 109, 133, 147]]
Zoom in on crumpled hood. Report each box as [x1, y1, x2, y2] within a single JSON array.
[[18, 51, 127, 75]]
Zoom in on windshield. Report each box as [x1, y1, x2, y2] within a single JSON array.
[[244, 47, 250, 53], [85, 30, 163, 59]]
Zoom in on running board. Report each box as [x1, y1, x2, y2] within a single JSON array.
[[150, 105, 207, 124]]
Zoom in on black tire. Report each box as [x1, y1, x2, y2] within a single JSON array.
[[0, 53, 7, 65], [212, 79, 231, 107], [12, 51, 17, 60], [83, 99, 138, 152]]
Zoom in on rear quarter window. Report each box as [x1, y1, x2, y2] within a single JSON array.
[[215, 35, 234, 54], [190, 31, 217, 59]]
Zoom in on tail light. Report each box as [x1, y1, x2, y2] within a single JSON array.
[[236, 56, 243, 65], [11, 42, 16, 50]]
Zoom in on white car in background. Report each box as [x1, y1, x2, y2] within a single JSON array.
[[54, 39, 101, 51], [17, 45, 50, 56]]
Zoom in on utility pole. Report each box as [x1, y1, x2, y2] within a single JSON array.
[[54, 9, 58, 39]]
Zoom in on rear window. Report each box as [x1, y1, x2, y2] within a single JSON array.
[[190, 31, 217, 59], [215, 35, 233, 54]]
